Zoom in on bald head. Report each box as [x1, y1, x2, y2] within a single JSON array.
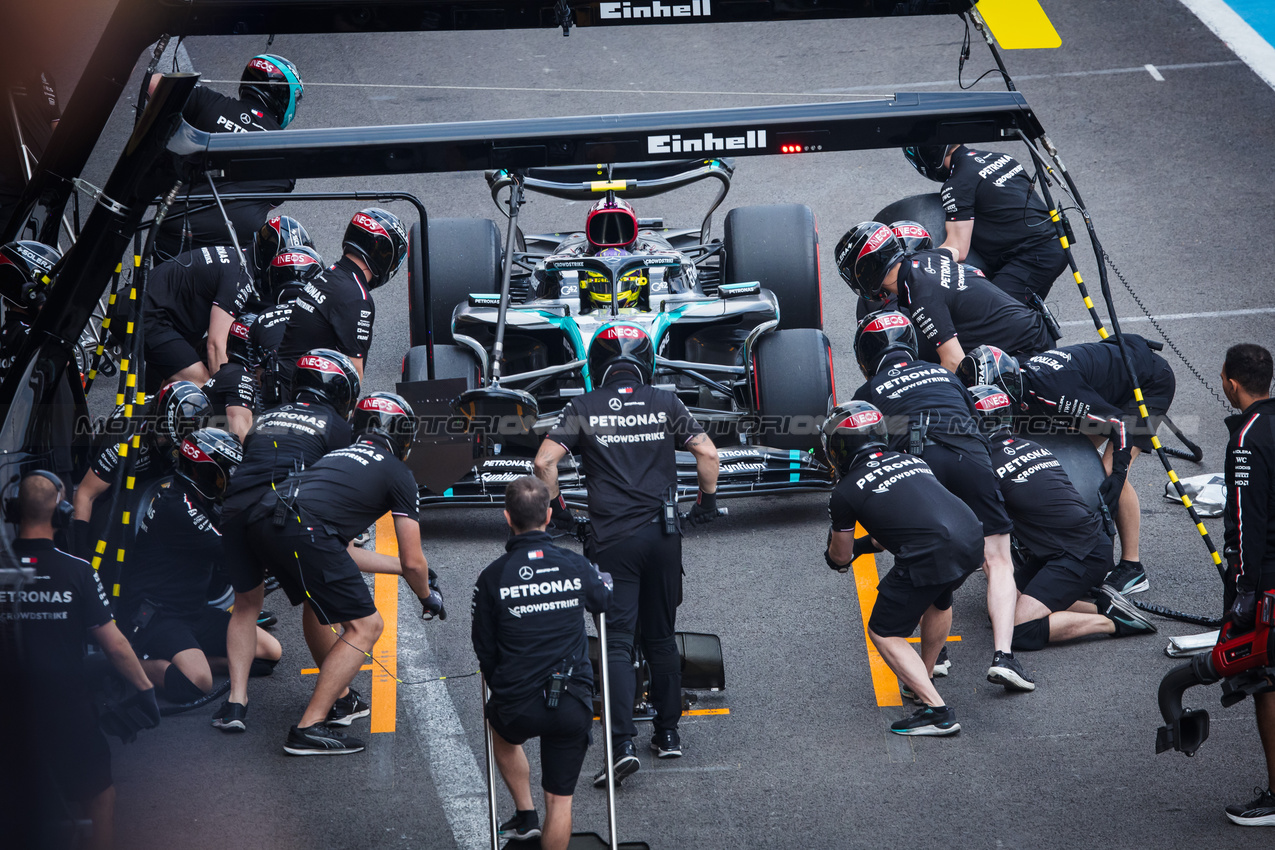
[[17, 472, 62, 526]]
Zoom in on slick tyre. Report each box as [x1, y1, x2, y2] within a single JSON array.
[[409, 218, 501, 348], [723, 204, 822, 331], [873, 193, 990, 273], [752, 328, 834, 453]]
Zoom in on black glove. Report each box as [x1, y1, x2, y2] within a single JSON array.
[[550, 494, 577, 533], [1097, 448, 1132, 513], [686, 490, 718, 526], [129, 687, 161, 729], [852, 536, 880, 561], [420, 568, 446, 621], [826, 549, 849, 573], [1225, 589, 1257, 632]]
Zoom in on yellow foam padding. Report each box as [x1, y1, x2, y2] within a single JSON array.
[[1168, 470, 1179, 483], [122, 512, 131, 526], [1150, 436, 1162, 450], [119, 358, 129, 371], [87, 370, 97, 380], [590, 180, 627, 191], [112, 583, 119, 596], [119, 443, 129, 457], [126, 373, 136, 388], [114, 263, 122, 273], [115, 393, 125, 406], [1049, 209, 1061, 222], [1098, 328, 1109, 339], [126, 476, 135, 489], [1181, 495, 1193, 509], [976, 0, 1062, 49], [1138, 405, 1149, 418], [1059, 236, 1069, 249], [133, 255, 141, 267], [1196, 522, 1209, 536], [1083, 296, 1094, 309], [116, 550, 125, 562], [1134, 388, 1145, 402], [92, 556, 101, 569], [1212, 551, 1223, 565], [126, 322, 134, 335], [1074, 271, 1084, 283], [95, 540, 106, 554], [137, 392, 146, 405]]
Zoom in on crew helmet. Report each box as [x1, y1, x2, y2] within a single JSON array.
[[968, 384, 1015, 436], [901, 145, 954, 182], [835, 222, 906, 298], [854, 310, 919, 378], [176, 428, 242, 504], [0, 240, 60, 308], [239, 54, 303, 128], [266, 245, 324, 304], [152, 381, 212, 453], [956, 345, 1023, 403], [252, 215, 314, 278], [352, 392, 417, 461], [890, 219, 933, 253], [291, 348, 361, 419], [342, 208, 408, 289], [822, 401, 890, 476], [587, 322, 655, 386], [227, 312, 258, 369]]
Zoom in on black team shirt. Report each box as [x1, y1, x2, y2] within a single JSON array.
[[547, 377, 704, 549], [828, 450, 983, 586], [1224, 398, 1275, 594], [144, 246, 256, 341], [989, 435, 1107, 563], [290, 437, 418, 544], [941, 144, 1056, 273], [896, 248, 1053, 361], [471, 530, 612, 710], [276, 257, 374, 389], [853, 357, 987, 456], [223, 400, 352, 517], [120, 484, 223, 619]]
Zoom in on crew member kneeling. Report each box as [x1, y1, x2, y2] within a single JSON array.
[[823, 402, 983, 736], [472, 476, 612, 847]]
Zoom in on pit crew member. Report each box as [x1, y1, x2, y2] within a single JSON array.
[[902, 144, 1067, 304], [534, 323, 720, 786], [201, 312, 259, 440], [969, 385, 1156, 651], [852, 311, 1032, 692], [251, 245, 324, 407], [822, 402, 982, 736], [239, 393, 439, 755], [1219, 343, 1275, 827], [838, 221, 1055, 373], [473, 476, 612, 848]]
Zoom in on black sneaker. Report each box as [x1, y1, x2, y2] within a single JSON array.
[[592, 739, 640, 788], [326, 687, 370, 727], [987, 650, 1036, 692], [650, 728, 682, 759], [932, 646, 951, 678], [257, 609, 278, 628], [1105, 560, 1149, 595], [1226, 787, 1275, 826], [211, 700, 247, 733], [498, 810, 542, 841], [1096, 585, 1158, 636], [890, 705, 960, 737], [284, 723, 365, 756]]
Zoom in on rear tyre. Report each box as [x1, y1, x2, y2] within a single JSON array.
[[723, 204, 822, 331], [408, 218, 501, 348], [872, 194, 990, 272], [752, 328, 833, 453]]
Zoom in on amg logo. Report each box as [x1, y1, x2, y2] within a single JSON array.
[[648, 129, 766, 155], [600, 0, 710, 19]]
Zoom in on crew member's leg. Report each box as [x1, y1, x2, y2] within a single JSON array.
[[83, 785, 116, 850], [639, 525, 683, 757], [492, 732, 535, 812], [1012, 545, 1154, 649], [543, 793, 573, 850], [221, 508, 269, 722], [1225, 689, 1275, 826], [225, 583, 265, 706], [1093, 437, 1147, 593], [592, 528, 644, 784], [988, 245, 1067, 304], [298, 612, 382, 729], [538, 695, 591, 849]]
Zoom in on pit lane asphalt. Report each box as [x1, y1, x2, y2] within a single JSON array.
[[62, 1, 1275, 847]]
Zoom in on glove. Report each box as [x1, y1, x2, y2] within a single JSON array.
[[826, 549, 849, 573], [852, 536, 879, 561], [1225, 589, 1257, 632], [686, 490, 718, 526], [1097, 448, 1132, 513], [550, 494, 577, 533], [129, 687, 161, 730], [420, 568, 446, 621]]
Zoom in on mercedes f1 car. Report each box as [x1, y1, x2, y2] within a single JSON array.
[[399, 158, 835, 505]]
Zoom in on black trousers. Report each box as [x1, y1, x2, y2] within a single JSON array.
[[594, 521, 683, 742]]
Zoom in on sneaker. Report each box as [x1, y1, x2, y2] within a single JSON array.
[[211, 700, 247, 733], [592, 739, 640, 788], [283, 723, 365, 756], [650, 728, 682, 759], [1225, 787, 1275, 826], [932, 646, 952, 678], [257, 609, 278, 628], [987, 650, 1036, 692], [890, 705, 960, 737], [1105, 560, 1149, 595], [327, 687, 370, 727], [900, 681, 921, 704], [1096, 585, 1158, 636], [498, 810, 542, 841]]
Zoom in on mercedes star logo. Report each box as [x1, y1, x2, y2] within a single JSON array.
[[518, 566, 535, 581]]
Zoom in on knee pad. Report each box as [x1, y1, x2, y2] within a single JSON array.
[[249, 657, 279, 678], [607, 630, 635, 667], [1011, 618, 1050, 652], [164, 664, 208, 702], [643, 636, 680, 676]]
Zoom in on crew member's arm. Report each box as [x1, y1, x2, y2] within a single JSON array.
[[207, 305, 234, 374], [471, 571, 499, 677], [347, 542, 402, 575], [580, 558, 613, 614], [939, 219, 973, 264], [226, 407, 252, 442], [825, 490, 881, 572], [688, 433, 719, 495], [392, 516, 432, 599], [534, 440, 568, 499], [936, 337, 966, 374], [91, 620, 153, 692], [73, 467, 110, 522]]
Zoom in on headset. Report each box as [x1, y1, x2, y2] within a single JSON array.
[[4, 469, 75, 528]]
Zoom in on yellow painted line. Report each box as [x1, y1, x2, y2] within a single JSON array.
[[850, 524, 901, 707], [976, 0, 1061, 49], [302, 664, 373, 676], [372, 513, 399, 733], [683, 708, 729, 717], [905, 636, 962, 644]]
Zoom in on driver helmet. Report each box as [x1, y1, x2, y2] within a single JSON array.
[[889, 220, 933, 253], [854, 310, 919, 379], [252, 215, 314, 279], [240, 54, 304, 129], [835, 222, 906, 298], [586, 196, 638, 252], [581, 247, 644, 311], [822, 401, 890, 477], [0, 240, 61, 308], [587, 322, 655, 386], [901, 145, 955, 182], [956, 344, 1023, 404]]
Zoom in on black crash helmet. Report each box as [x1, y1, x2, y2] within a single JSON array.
[[835, 222, 906, 298], [853, 310, 918, 379], [822, 401, 890, 476], [342, 208, 408, 290], [890, 219, 933, 253], [266, 245, 324, 304], [253, 215, 314, 278], [901, 145, 953, 182], [588, 322, 655, 386], [227, 312, 258, 369], [292, 348, 362, 420], [968, 384, 1016, 436], [956, 344, 1023, 404], [152, 381, 212, 453], [352, 392, 417, 461], [176, 427, 242, 504], [239, 54, 304, 128]]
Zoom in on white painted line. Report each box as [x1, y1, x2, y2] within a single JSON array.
[[1059, 306, 1275, 328], [1178, 0, 1275, 91], [398, 622, 489, 850], [1145, 63, 1165, 81], [814, 60, 1242, 93]]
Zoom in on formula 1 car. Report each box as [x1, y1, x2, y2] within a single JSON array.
[[398, 158, 835, 506]]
